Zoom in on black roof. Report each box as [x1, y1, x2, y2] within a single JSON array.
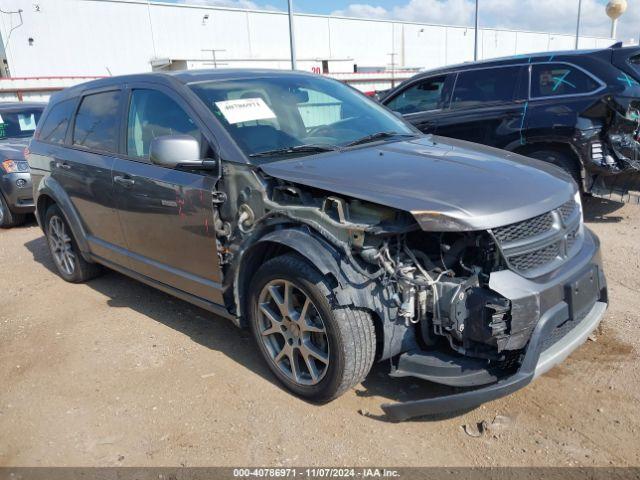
[[407, 43, 634, 79]]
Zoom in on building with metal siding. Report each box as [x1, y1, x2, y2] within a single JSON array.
[[0, 0, 614, 100]]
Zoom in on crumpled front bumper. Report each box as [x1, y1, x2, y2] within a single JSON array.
[[382, 300, 606, 421], [381, 228, 608, 422]]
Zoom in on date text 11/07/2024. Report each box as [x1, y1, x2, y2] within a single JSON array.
[[232, 468, 401, 478]]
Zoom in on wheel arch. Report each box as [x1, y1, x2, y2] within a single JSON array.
[[231, 227, 342, 327], [508, 139, 587, 189], [35, 177, 91, 256], [230, 226, 412, 361]]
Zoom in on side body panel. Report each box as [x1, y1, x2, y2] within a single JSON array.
[[112, 157, 224, 304], [112, 81, 225, 305]]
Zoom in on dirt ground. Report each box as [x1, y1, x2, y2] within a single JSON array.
[[0, 196, 639, 467]]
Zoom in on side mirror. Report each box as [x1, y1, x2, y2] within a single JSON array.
[[149, 135, 203, 169]]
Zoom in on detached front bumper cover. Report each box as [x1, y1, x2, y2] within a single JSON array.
[[381, 299, 607, 422]]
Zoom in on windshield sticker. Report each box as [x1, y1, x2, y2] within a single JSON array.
[[215, 98, 276, 124], [18, 113, 37, 131]]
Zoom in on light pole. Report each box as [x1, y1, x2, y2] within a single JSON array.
[[288, 0, 297, 70], [474, 0, 479, 61], [575, 0, 582, 50]]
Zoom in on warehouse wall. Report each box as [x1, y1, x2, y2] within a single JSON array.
[[0, 0, 614, 79]]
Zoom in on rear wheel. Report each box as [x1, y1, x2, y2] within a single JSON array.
[[527, 149, 581, 186], [0, 194, 25, 228], [247, 253, 376, 403], [44, 204, 102, 283]]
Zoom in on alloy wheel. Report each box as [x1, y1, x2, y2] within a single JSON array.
[[257, 279, 330, 386], [48, 215, 75, 276]]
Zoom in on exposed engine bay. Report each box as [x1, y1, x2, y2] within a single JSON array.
[[213, 166, 539, 368], [587, 96, 640, 201], [357, 230, 512, 360]]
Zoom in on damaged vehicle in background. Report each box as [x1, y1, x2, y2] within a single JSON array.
[[28, 70, 607, 421], [381, 42, 640, 203]]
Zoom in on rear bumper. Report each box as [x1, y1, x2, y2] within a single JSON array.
[[1, 172, 34, 213], [381, 228, 607, 422]]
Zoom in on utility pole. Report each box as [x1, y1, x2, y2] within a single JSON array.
[[575, 0, 583, 50], [387, 52, 397, 88], [474, 0, 479, 61], [288, 0, 297, 70], [202, 49, 226, 68]]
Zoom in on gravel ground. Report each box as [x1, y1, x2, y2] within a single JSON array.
[[0, 197, 638, 467]]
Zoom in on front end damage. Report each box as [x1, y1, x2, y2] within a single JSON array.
[[587, 96, 640, 202], [216, 165, 608, 421]]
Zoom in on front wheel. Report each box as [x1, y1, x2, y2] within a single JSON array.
[[247, 253, 376, 403]]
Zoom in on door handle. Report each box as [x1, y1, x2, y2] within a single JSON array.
[[113, 175, 135, 188], [55, 161, 71, 170]]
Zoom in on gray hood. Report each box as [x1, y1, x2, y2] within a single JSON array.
[[260, 135, 576, 231], [0, 137, 29, 161]]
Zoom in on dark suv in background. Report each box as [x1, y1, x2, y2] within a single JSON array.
[[28, 70, 607, 421], [381, 43, 640, 202], [0, 102, 45, 227]]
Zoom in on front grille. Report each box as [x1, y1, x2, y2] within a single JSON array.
[[558, 199, 578, 223], [491, 198, 583, 277], [508, 241, 561, 272], [493, 212, 554, 243], [566, 224, 580, 251]]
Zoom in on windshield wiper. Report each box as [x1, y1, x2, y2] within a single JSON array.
[[344, 131, 415, 147], [249, 144, 340, 158]]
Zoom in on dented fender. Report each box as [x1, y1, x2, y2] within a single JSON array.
[[235, 227, 418, 360]]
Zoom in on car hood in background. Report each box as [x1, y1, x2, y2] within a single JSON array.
[[260, 135, 576, 231], [0, 137, 30, 161]]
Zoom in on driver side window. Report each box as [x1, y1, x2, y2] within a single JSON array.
[[127, 89, 202, 159], [386, 75, 448, 114]]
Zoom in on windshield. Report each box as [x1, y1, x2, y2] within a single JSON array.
[[189, 75, 415, 160], [0, 108, 43, 140]]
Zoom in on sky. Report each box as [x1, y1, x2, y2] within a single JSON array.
[[168, 0, 640, 42]]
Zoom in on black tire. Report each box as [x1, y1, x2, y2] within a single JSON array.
[[527, 149, 581, 186], [0, 194, 26, 228], [44, 204, 102, 283], [247, 253, 376, 403]]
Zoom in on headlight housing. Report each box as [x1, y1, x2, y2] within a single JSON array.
[[1, 159, 30, 173]]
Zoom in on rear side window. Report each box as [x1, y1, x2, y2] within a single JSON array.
[[72, 90, 121, 153], [531, 64, 600, 98], [38, 99, 75, 144], [127, 89, 202, 159], [385, 75, 449, 114], [451, 67, 520, 109]]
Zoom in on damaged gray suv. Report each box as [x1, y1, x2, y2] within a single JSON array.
[[28, 70, 608, 421]]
